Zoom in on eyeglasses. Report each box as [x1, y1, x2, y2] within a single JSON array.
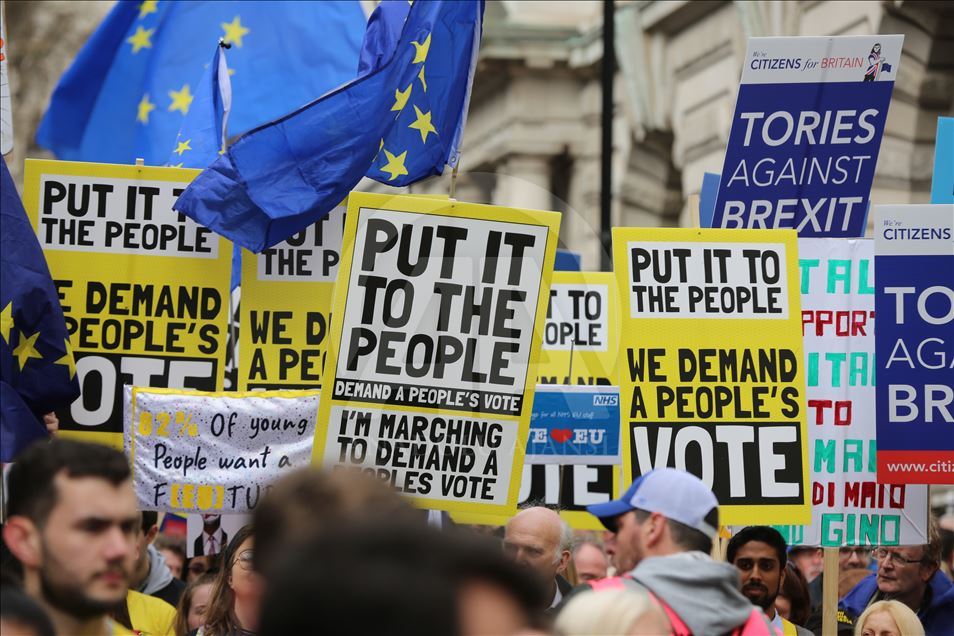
[[839, 547, 870, 557], [870, 547, 924, 567], [235, 549, 255, 571]]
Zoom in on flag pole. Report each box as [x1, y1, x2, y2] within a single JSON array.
[[449, 158, 460, 201]]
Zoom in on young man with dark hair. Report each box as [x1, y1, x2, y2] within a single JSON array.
[[130, 511, 185, 605], [839, 519, 954, 636], [727, 526, 812, 636], [2, 439, 139, 636], [574, 468, 775, 635]]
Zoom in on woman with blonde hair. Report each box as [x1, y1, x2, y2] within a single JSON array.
[[854, 600, 924, 636], [555, 587, 668, 635]]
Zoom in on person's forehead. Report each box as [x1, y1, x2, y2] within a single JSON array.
[[505, 515, 558, 546], [575, 543, 605, 562], [735, 540, 780, 562], [50, 473, 137, 520]]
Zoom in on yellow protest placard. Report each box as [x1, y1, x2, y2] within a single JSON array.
[[313, 192, 561, 516], [23, 159, 232, 449], [537, 271, 618, 386], [613, 228, 809, 525], [238, 203, 345, 390]]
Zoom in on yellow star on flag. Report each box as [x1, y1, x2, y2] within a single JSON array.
[[380, 149, 409, 181], [13, 331, 42, 370], [411, 33, 431, 64], [174, 139, 192, 156], [221, 16, 251, 47], [168, 84, 194, 114], [126, 25, 155, 54], [408, 105, 437, 144], [138, 0, 158, 19], [0, 302, 12, 344], [55, 339, 77, 380], [418, 65, 427, 92], [136, 94, 156, 124], [391, 84, 412, 113]]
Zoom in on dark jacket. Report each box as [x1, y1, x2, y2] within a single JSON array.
[[839, 571, 954, 636], [544, 575, 573, 615]]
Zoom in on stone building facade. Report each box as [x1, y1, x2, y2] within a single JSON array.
[[377, 0, 954, 270]]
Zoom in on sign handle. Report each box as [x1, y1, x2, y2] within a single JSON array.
[[822, 547, 839, 635]]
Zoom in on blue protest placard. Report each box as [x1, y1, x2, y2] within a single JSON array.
[[526, 385, 620, 465], [699, 172, 721, 229], [874, 204, 954, 484], [931, 117, 953, 204], [713, 35, 903, 237]]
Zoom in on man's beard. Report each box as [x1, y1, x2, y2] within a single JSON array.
[[742, 582, 776, 611], [40, 549, 128, 619]]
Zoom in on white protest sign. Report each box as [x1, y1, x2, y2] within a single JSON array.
[[128, 388, 319, 512], [774, 239, 928, 547]]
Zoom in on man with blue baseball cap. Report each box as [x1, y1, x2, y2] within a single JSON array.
[[563, 468, 776, 636]]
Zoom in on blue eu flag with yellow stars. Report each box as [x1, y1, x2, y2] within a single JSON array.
[[1, 158, 80, 461], [36, 1, 367, 166], [167, 42, 232, 170], [174, 0, 484, 253]]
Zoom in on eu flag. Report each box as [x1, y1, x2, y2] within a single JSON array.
[[167, 42, 232, 170], [0, 157, 79, 460], [174, 0, 484, 253], [36, 1, 367, 166]]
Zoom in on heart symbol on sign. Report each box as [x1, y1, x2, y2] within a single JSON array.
[[550, 429, 573, 444]]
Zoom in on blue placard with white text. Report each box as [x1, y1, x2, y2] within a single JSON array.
[[874, 204, 954, 485], [713, 35, 903, 237], [526, 385, 620, 465]]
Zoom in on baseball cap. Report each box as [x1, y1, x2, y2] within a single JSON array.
[[586, 468, 719, 538]]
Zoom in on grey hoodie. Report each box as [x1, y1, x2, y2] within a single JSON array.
[[630, 551, 763, 636], [138, 543, 174, 596]]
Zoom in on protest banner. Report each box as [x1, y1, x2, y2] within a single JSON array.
[[238, 203, 345, 390], [23, 160, 232, 449], [614, 228, 810, 524], [874, 204, 954, 484], [932, 117, 953, 204], [526, 385, 620, 465], [767, 239, 928, 547], [451, 464, 619, 531], [313, 192, 560, 514], [538, 271, 618, 386], [128, 387, 319, 512], [712, 35, 903, 236]]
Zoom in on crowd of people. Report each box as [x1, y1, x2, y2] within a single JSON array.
[[1, 439, 953, 636]]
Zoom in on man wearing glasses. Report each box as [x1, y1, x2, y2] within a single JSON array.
[[838, 523, 954, 636]]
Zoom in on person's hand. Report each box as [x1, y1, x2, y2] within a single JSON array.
[[43, 412, 59, 436]]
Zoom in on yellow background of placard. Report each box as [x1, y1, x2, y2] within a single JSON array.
[[612, 227, 810, 525], [312, 192, 561, 517], [23, 159, 233, 449], [536, 271, 619, 386]]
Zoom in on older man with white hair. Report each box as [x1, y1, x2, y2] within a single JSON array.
[[503, 506, 574, 613]]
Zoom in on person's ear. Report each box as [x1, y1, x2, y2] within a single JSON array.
[[2, 517, 43, 569], [145, 524, 159, 545], [556, 549, 571, 575], [646, 512, 666, 545]]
